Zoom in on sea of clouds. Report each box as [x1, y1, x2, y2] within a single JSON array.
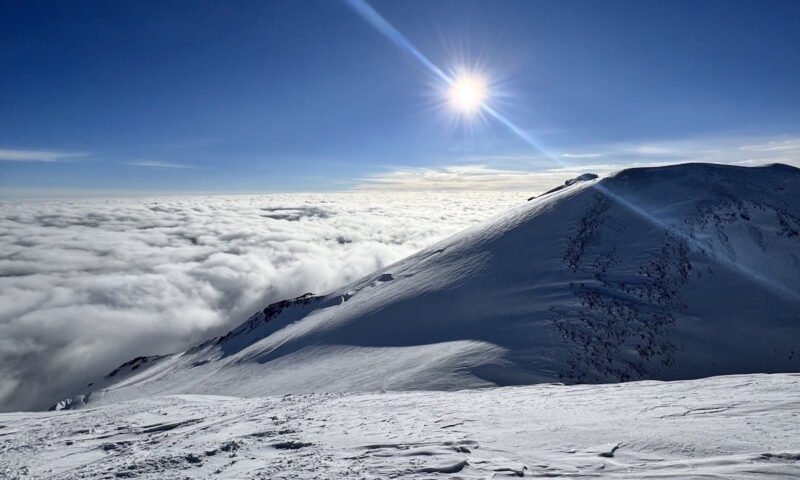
[[0, 192, 523, 411]]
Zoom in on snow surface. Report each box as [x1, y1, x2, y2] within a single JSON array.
[[4, 163, 800, 478], [58, 163, 800, 409], [3, 373, 800, 478]]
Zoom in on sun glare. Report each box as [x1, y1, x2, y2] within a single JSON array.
[[448, 74, 487, 114]]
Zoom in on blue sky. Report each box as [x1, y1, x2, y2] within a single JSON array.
[[2, 0, 799, 194]]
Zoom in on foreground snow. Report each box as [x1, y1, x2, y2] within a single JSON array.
[[3, 374, 799, 479]]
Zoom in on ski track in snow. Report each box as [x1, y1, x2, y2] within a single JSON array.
[[2, 373, 800, 479]]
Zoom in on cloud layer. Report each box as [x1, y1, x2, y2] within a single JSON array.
[[0, 192, 523, 411], [358, 136, 800, 190], [0, 149, 86, 162]]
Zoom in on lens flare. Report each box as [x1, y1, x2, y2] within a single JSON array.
[[448, 74, 487, 113]]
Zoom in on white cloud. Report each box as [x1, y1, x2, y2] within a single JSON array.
[[607, 135, 800, 165], [360, 135, 800, 191], [0, 192, 524, 411], [561, 153, 604, 159], [0, 149, 86, 162], [738, 139, 800, 153], [356, 165, 603, 192], [123, 160, 196, 169]]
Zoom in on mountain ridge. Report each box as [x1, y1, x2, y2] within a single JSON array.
[[54, 162, 800, 410]]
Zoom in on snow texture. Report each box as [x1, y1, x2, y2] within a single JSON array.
[[2, 374, 800, 478]]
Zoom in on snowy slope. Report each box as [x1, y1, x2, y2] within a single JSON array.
[[5, 374, 800, 479], [56, 163, 800, 409]]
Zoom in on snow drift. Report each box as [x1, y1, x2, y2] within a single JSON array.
[[56, 163, 800, 409], [10, 374, 800, 478]]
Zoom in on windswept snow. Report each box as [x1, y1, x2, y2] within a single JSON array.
[[3, 374, 800, 478], [62, 163, 800, 409]]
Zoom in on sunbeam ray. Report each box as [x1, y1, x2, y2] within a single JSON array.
[[343, 0, 799, 302], [343, 0, 450, 84]]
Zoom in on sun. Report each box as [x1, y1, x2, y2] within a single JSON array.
[[447, 74, 488, 114]]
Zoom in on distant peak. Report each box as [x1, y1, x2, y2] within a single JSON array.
[[529, 173, 598, 201]]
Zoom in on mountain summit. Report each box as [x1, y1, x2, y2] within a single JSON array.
[[56, 163, 800, 409]]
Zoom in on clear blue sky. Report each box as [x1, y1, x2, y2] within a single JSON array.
[[2, 0, 799, 193]]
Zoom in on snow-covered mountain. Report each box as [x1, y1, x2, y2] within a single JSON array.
[[55, 163, 800, 409]]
